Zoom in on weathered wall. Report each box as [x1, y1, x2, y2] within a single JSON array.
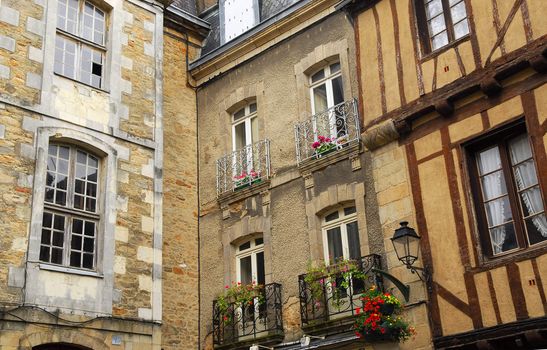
[[0, 0, 169, 348], [196, 11, 393, 349], [161, 26, 201, 350]]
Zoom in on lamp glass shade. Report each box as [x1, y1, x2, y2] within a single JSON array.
[[391, 221, 420, 267]]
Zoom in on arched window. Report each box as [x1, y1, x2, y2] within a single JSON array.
[[321, 206, 361, 263], [40, 144, 101, 270]]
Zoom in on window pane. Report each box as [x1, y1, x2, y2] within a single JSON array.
[[332, 76, 344, 106], [480, 170, 507, 200], [425, 0, 443, 19], [525, 214, 547, 245], [485, 196, 512, 227], [509, 134, 533, 164], [239, 256, 252, 285], [312, 84, 328, 114], [450, 1, 467, 23], [519, 186, 544, 217], [239, 241, 251, 251], [477, 146, 502, 175], [490, 223, 518, 255], [311, 69, 325, 83], [234, 122, 246, 150], [428, 13, 447, 36], [325, 211, 339, 222], [256, 251, 265, 285], [327, 227, 343, 263], [344, 206, 356, 216], [346, 221, 361, 260], [251, 117, 258, 145], [453, 20, 469, 40], [512, 160, 538, 190], [431, 31, 449, 51]]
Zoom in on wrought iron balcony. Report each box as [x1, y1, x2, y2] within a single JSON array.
[[294, 99, 361, 164], [212, 283, 283, 347], [216, 140, 271, 197], [298, 254, 383, 327]]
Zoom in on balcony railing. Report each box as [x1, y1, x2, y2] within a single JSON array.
[[216, 139, 271, 197], [212, 283, 283, 347], [298, 254, 383, 327], [294, 99, 360, 164]]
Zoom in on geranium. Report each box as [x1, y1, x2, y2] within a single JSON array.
[[216, 281, 265, 324], [233, 169, 261, 188], [353, 286, 415, 342], [312, 135, 337, 156]]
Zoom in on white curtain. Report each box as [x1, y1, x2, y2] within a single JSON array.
[[509, 136, 547, 238], [478, 147, 507, 254]]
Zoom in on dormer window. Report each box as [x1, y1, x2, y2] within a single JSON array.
[[221, 0, 259, 43]]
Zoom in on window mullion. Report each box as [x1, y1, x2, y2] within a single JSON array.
[[441, 0, 455, 42]]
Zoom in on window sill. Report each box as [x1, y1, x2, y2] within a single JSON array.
[[469, 242, 547, 273], [419, 35, 470, 63], [38, 262, 104, 278], [54, 72, 110, 94]]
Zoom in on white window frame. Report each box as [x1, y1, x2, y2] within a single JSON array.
[[321, 206, 360, 264], [309, 63, 344, 140], [231, 103, 258, 152], [40, 144, 102, 271], [55, 0, 107, 89], [235, 238, 264, 285]]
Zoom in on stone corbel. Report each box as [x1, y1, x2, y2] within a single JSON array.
[[349, 152, 361, 171], [303, 172, 314, 189], [362, 119, 401, 151]]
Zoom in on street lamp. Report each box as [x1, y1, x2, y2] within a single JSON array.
[[391, 221, 430, 284]]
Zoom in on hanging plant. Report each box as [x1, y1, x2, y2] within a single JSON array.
[[304, 259, 366, 308], [216, 281, 265, 324], [353, 286, 415, 342]]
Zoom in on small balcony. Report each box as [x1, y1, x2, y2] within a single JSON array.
[[298, 254, 384, 331], [294, 99, 360, 165], [216, 140, 271, 197], [212, 283, 284, 348]]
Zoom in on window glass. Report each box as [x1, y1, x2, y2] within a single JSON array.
[[470, 129, 547, 257], [40, 144, 101, 270]]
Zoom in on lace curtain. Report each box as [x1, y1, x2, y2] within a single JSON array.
[[509, 135, 547, 240]]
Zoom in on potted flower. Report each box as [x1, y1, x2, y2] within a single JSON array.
[[304, 259, 366, 309], [233, 169, 261, 190], [312, 135, 338, 158], [353, 286, 415, 342], [216, 281, 265, 325]]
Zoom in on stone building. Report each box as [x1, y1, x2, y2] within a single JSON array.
[[0, 0, 205, 349], [192, 0, 429, 349]]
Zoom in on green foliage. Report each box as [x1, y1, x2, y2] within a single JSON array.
[[216, 282, 265, 324]]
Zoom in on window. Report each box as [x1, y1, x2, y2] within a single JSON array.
[[322, 206, 361, 263], [222, 0, 258, 43], [310, 62, 346, 140], [55, 0, 106, 88], [415, 0, 470, 53], [236, 237, 265, 286], [40, 144, 100, 270], [468, 124, 547, 257], [232, 102, 258, 151]]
